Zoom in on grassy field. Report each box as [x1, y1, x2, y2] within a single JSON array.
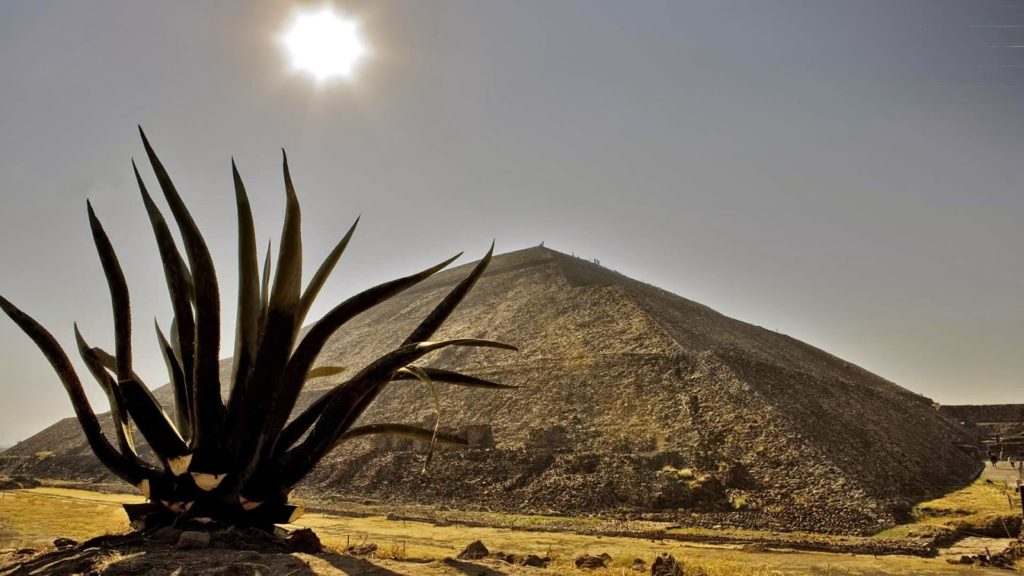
[[1, 467, 1021, 575]]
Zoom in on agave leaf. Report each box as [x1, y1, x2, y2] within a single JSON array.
[[119, 373, 191, 468], [244, 503, 305, 525], [73, 324, 141, 463], [397, 366, 443, 472], [403, 242, 494, 346], [274, 366, 511, 456], [156, 321, 192, 442], [269, 149, 303, 318], [306, 366, 347, 381], [88, 197, 191, 471], [338, 423, 468, 447], [134, 160, 195, 392], [90, 346, 117, 374], [257, 253, 463, 468], [0, 294, 154, 486], [139, 127, 224, 472], [85, 202, 133, 381], [258, 239, 272, 331], [272, 394, 327, 455], [227, 150, 305, 479], [276, 338, 515, 490], [225, 159, 262, 434], [393, 366, 516, 389], [297, 216, 359, 326]]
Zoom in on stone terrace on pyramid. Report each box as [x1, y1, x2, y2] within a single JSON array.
[[1, 246, 981, 534]]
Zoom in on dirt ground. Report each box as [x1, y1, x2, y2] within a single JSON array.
[[1, 484, 1019, 575]]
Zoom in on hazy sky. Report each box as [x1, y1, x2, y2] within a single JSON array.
[[2, 1, 1024, 446]]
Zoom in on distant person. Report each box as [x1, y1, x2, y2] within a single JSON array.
[[989, 451, 999, 468]]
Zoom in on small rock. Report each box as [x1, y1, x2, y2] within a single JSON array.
[[15, 548, 37, 556], [492, 551, 518, 564], [176, 530, 211, 550], [632, 557, 646, 572], [457, 540, 489, 560], [523, 554, 547, 567], [346, 542, 378, 556], [575, 554, 607, 569], [52, 537, 77, 549], [285, 528, 322, 554], [152, 526, 183, 544], [651, 553, 684, 576]]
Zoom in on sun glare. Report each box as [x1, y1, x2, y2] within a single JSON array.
[[282, 7, 367, 82]]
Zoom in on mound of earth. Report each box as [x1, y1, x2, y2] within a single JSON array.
[[0, 247, 980, 534]]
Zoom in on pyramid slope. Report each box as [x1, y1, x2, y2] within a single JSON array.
[[1, 247, 979, 534]]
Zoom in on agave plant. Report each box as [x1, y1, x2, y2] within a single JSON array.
[[0, 128, 515, 530]]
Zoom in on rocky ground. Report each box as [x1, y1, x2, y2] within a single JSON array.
[[1, 526, 1018, 576], [2, 467, 1023, 576]]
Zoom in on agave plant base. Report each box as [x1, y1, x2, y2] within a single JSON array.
[[0, 128, 515, 533], [122, 489, 299, 533]]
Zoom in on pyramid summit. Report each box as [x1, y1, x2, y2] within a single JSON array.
[[0, 246, 979, 534]]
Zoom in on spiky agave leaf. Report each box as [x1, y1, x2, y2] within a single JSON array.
[[305, 366, 347, 380], [274, 366, 512, 456], [403, 242, 494, 346], [228, 150, 305, 480], [272, 245, 505, 457], [286, 242, 500, 470], [229, 159, 261, 396], [155, 321, 191, 441], [392, 366, 516, 390], [398, 366, 443, 472], [85, 202, 133, 381], [73, 324, 141, 464], [297, 216, 359, 327], [338, 424, 468, 447], [87, 200, 190, 473], [259, 239, 272, 330], [134, 160, 196, 400], [0, 295, 155, 489], [119, 374, 191, 475], [139, 127, 225, 479], [256, 253, 463, 466], [224, 159, 263, 466], [274, 339, 515, 492], [77, 343, 190, 473], [89, 346, 117, 374]]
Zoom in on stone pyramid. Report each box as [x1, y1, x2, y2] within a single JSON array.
[[1, 247, 979, 534]]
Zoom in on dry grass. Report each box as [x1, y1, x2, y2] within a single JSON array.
[[0, 488, 144, 549], [876, 464, 1022, 540], [1, 487, 1014, 575]]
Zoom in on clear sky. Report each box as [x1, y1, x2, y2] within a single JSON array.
[[1, 1, 1023, 446]]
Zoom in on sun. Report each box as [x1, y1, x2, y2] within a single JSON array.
[[281, 7, 367, 82]]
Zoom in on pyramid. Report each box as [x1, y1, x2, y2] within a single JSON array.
[[0, 247, 980, 534]]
